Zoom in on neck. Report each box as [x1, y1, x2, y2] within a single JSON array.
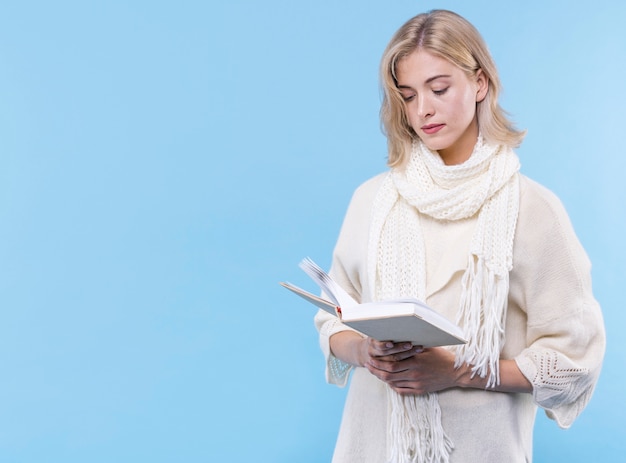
[[437, 121, 479, 165]]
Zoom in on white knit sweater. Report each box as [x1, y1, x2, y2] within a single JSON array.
[[314, 173, 605, 463]]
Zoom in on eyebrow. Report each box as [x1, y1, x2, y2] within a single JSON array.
[[397, 74, 451, 89]]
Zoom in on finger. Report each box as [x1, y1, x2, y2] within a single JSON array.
[[378, 344, 425, 362], [366, 363, 416, 387], [370, 341, 415, 357], [367, 358, 410, 374], [392, 384, 426, 395], [377, 350, 418, 362]]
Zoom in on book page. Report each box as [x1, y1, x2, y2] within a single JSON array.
[[298, 258, 358, 309], [279, 281, 338, 316]]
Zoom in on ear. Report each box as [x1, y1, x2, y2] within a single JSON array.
[[475, 69, 489, 103]]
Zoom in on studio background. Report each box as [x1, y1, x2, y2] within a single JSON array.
[[0, 1, 624, 462]]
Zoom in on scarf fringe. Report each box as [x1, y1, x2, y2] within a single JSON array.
[[455, 257, 509, 388], [387, 392, 453, 463]]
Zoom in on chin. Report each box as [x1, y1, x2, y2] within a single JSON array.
[[421, 140, 450, 154], [417, 133, 452, 153]]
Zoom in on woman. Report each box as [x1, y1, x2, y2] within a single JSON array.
[[314, 9, 605, 463]]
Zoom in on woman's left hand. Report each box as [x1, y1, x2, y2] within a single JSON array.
[[364, 346, 461, 395]]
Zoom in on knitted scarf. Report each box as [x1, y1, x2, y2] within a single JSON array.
[[368, 137, 520, 463]]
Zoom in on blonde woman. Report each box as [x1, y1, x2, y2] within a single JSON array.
[[314, 9, 605, 463]]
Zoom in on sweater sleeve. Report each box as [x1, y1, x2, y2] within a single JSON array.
[[313, 176, 383, 386], [511, 177, 606, 429], [313, 255, 364, 387], [314, 309, 361, 386]]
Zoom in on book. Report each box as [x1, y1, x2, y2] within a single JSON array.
[[280, 257, 467, 347]]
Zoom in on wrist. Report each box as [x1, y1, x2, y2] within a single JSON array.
[[455, 362, 487, 390], [454, 359, 533, 393], [354, 336, 369, 368], [330, 331, 368, 368]]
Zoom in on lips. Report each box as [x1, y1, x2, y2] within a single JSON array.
[[421, 124, 445, 135]]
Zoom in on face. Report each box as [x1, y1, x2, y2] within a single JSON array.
[[395, 50, 488, 165]]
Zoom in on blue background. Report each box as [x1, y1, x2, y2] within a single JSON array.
[[0, 1, 624, 462]]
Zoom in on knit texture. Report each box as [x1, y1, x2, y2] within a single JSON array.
[[368, 137, 520, 463]]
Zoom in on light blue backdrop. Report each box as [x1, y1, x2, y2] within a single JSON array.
[[0, 1, 623, 462]]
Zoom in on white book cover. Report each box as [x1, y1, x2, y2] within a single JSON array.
[[281, 258, 467, 347]]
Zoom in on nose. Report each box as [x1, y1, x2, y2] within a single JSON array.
[[417, 94, 434, 119]]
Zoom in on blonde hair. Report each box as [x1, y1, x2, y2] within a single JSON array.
[[380, 9, 526, 167]]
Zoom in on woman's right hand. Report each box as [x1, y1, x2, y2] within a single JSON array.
[[329, 331, 419, 368], [358, 338, 421, 367]]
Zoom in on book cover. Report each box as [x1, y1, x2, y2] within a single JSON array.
[[281, 258, 467, 347]]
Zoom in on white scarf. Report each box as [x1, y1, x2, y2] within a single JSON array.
[[368, 137, 520, 463]]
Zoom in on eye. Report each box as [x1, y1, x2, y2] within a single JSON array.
[[433, 87, 449, 96], [402, 94, 415, 102]]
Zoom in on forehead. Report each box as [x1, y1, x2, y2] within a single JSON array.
[[395, 50, 460, 85]]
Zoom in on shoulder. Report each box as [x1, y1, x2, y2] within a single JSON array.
[[515, 174, 589, 267], [343, 172, 389, 217], [334, 172, 389, 250], [351, 172, 389, 201], [519, 174, 561, 209], [518, 174, 572, 227]]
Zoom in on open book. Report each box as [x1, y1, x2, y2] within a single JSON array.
[[280, 258, 467, 347]]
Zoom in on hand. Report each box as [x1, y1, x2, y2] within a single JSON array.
[[357, 338, 420, 367], [364, 346, 460, 395]]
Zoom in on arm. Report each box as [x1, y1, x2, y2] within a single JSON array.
[[313, 176, 386, 386], [362, 343, 532, 395], [331, 331, 533, 395], [459, 358, 532, 393], [505, 179, 605, 427]]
